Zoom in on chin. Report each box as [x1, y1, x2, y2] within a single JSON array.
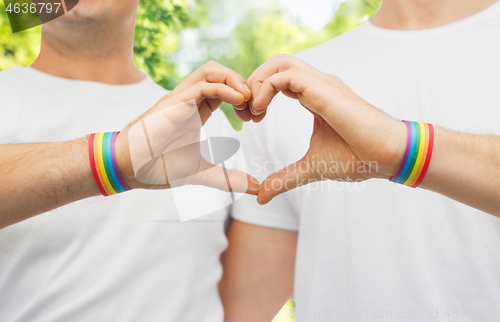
[[54, 0, 109, 25], [44, 0, 137, 29]]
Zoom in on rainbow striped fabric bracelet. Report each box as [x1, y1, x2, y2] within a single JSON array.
[[88, 132, 131, 196], [390, 121, 435, 188]]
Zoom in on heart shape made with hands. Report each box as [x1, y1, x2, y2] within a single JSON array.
[[119, 54, 404, 210], [231, 54, 406, 205]]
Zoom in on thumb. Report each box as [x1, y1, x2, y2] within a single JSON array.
[[196, 163, 261, 196], [257, 156, 317, 205]]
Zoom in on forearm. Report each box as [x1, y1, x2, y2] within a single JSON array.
[[220, 220, 297, 322], [419, 127, 500, 216], [0, 136, 99, 228]]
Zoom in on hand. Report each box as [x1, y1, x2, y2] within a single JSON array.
[[241, 54, 406, 204], [115, 61, 260, 195]]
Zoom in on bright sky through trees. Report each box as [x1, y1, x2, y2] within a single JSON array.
[[279, 0, 342, 30]]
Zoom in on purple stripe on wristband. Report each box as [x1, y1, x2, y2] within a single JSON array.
[[390, 120, 412, 182], [111, 131, 131, 191]]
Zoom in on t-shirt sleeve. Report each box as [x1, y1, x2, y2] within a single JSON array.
[[231, 192, 300, 231]]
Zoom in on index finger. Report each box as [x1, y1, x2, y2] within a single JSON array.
[[246, 54, 314, 116], [173, 61, 252, 101]]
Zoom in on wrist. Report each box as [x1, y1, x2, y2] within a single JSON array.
[[115, 131, 140, 190], [69, 136, 102, 198], [387, 120, 408, 179], [88, 132, 135, 194], [370, 120, 408, 180], [387, 121, 435, 187], [114, 131, 135, 189]]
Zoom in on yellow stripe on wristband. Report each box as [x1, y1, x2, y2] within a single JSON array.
[[89, 132, 130, 197], [402, 122, 427, 186], [93, 134, 112, 196], [390, 121, 435, 188], [97, 132, 117, 194], [407, 123, 430, 187]]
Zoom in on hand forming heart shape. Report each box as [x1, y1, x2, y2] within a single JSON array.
[[115, 61, 260, 196], [233, 54, 407, 205]]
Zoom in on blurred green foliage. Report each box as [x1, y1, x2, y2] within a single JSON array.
[[0, 1, 41, 68], [213, 0, 381, 79], [134, 0, 202, 89], [198, 0, 382, 129], [324, 0, 382, 37], [0, 0, 200, 89], [0, 0, 381, 130]]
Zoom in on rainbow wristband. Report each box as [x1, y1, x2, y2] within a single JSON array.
[[390, 121, 435, 188], [88, 132, 131, 196]]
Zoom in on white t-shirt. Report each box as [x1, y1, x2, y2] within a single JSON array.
[[233, 2, 500, 321], [0, 66, 238, 322]]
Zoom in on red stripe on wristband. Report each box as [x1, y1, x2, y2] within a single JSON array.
[[411, 124, 435, 188]]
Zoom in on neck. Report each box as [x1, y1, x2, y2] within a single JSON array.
[[31, 18, 144, 85], [371, 0, 499, 30]]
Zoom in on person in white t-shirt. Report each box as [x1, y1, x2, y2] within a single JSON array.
[[220, 0, 500, 321], [0, 1, 257, 321]]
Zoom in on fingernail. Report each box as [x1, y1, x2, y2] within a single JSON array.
[[233, 104, 246, 111], [251, 108, 265, 116], [246, 176, 261, 196], [243, 83, 251, 92]]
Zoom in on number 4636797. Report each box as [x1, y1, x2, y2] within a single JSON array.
[[6, 2, 62, 14]]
